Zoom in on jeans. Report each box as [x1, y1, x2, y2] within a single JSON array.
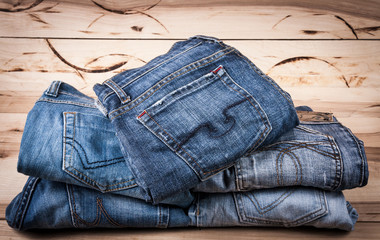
[[93, 35, 299, 202], [6, 177, 358, 231], [17, 81, 368, 207]]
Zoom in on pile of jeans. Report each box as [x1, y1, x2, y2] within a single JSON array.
[[6, 36, 368, 231]]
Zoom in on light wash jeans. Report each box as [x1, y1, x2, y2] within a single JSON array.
[[6, 177, 358, 231]]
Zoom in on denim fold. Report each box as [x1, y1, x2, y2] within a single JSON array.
[[6, 177, 358, 231], [17, 81, 368, 207], [93, 35, 299, 202]]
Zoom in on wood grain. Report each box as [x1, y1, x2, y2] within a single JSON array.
[[1, 0, 380, 238], [0, 0, 380, 39], [0, 221, 380, 240]]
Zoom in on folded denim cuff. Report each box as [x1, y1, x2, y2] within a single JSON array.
[[6, 177, 39, 230], [300, 121, 369, 191]]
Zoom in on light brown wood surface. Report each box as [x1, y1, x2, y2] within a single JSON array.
[[0, 0, 379, 239]]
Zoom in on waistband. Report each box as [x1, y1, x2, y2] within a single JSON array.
[[93, 36, 233, 117]]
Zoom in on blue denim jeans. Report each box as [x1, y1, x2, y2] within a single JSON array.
[[17, 81, 368, 207], [92, 35, 299, 202], [6, 177, 358, 231]]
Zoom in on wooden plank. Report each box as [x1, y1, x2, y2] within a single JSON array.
[[0, 39, 379, 89], [0, 221, 380, 239], [0, 0, 380, 39]]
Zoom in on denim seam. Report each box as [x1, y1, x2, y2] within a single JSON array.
[[326, 135, 343, 190], [64, 137, 124, 167], [342, 124, 366, 186], [63, 112, 137, 191], [17, 177, 39, 230], [233, 51, 293, 105], [139, 68, 270, 177], [216, 70, 271, 153], [68, 185, 100, 227], [10, 177, 31, 228], [38, 98, 97, 108], [58, 90, 94, 102], [102, 41, 204, 102], [261, 141, 338, 160], [261, 141, 339, 189], [245, 189, 295, 214], [105, 79, 131, 104], [66, 184, 76, 227], [97, 198, 129, 227], [236, 190, 327, 226], [108, 48, 235, 120], [11, 177, 39, 230], [277, 150, 302, 186], [143, 110, 238, 177]]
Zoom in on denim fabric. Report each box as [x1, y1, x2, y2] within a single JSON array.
[[16, 81, 193, 208], [195, 106, 369, 192], [6, 177, 358, 231], [93, 35, 299, 202], [17, 82, 368, 206]]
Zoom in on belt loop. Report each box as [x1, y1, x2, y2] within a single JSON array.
[[44, 81, 62, 97], [104, 79, 131, 104]]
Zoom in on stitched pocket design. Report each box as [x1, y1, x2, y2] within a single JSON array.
[[236, 125, 343, 191], [234, 187, 328, 227], [67, 184, 169, 228], [63, 112, 137, 192], [137, 65, 271, 179]]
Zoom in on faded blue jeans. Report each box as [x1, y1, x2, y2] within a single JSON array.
[[16, 81, 368, 207], [6, 177, 358, 231], [93, 35, 300, 202]]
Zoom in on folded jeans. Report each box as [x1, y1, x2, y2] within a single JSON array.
[[92, 35, 299, 202], [6, 177, 358, 231], [17, 81, 368, 207]]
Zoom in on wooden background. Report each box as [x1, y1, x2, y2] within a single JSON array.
[[0, 0, 379, 239]]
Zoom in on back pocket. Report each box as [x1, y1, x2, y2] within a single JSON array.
[[63, 112, 137, 192], [137, 65, 271, 179], [234, 187, 328, 227]]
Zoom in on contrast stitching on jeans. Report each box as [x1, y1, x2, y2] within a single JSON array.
[[97, 198, 129, 227], [105, 79, 131, 104], [327, 136, 342, 190], [233, 51, 293, 105], [65, 166, 136, 190], [12, 177, 32, 228], [39, 98, 97, 108], [342, 124, 366, 186], [239, 189, 325, 225], [63, 137, 124, 166], [244, 189, 295, 215], [58, 91, 95, 102], [261, 141, 337, 160], [144, 111, 229, 175], [63, 113, 136, 190], [120, 42, 204, 90], [270, 144, 303, 186], [144, 111, 205, 173], [69, 185, 101, 227], [177, 98, 248, 148], [102, 41, 204, 101], [110, 47, 234, 118], [64, 142, 124, 169], [109, 48, 235, 120], [216, 73, 269, 152]]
